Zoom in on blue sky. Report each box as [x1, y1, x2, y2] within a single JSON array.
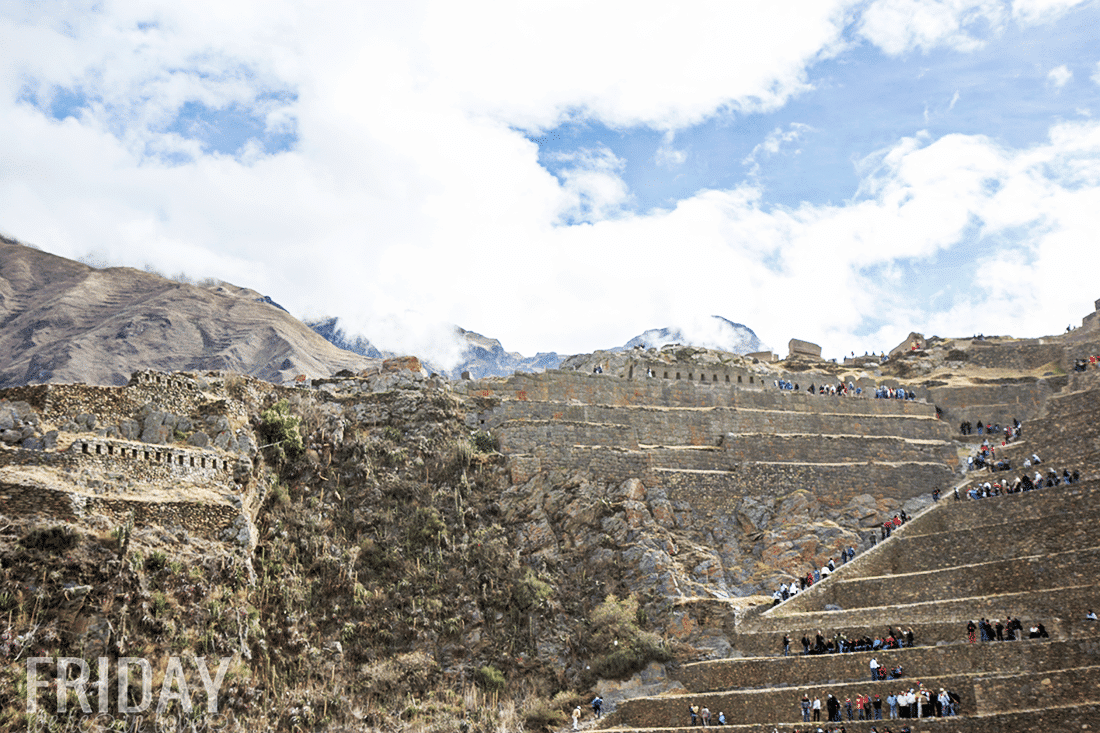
[[1, 1, 1099, 366]]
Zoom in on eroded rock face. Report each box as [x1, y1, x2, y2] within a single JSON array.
[[500, 472, 896, 626]]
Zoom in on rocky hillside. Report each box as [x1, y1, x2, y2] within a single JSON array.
[[0, 237, 378, 389]]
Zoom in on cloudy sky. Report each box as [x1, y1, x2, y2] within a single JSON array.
[[2, 0, 1099, 365]]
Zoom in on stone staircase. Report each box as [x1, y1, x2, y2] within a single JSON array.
[[605, 479, 1100, 731]]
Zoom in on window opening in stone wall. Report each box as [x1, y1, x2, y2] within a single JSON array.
[[664, 371, 669, 379], [190, 456, 195, 467], [144, 451, 150, 460], [82, 443, 89, 454], [750, 376, 754, 383], [95, 444, 102, 455], [201, 457, 206, 468], [108, 445, 114, 455], [689, 373, 693, 380], [178, 455, 185, 466], [156, 453, 161, 462], [725, 375, 730, 382], [132, 449, 138, 458], [738, 375, 742, 383], [676, 372, 681, 380], [713, 374, 718, 382]]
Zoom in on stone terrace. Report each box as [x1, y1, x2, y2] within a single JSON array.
[[471, 370, 958, 508], [608, 479, 1100, 732]]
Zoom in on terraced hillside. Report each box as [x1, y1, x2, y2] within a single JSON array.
[[606, 477, 1100, 731]]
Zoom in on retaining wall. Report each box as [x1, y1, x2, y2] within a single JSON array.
[[0, 481, 241, 539]]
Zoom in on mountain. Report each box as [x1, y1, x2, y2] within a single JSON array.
[[0, 236, 378, 388], [617, 315, 766, 354], [308, 316, 766, 380], [305, 318, 565, 379], [452, 327, 564, 378]]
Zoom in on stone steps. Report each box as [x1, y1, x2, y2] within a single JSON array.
[[614, 664, 1100, 728], [898, 478, 1100, 536], [759, 582, 1096, 627], [795, 545, 1100, 611], [726, 615, 1100, 657], [856, 511, 1097, 575], [674, 636, 1098, 693], [597, 703, 1100, 732]]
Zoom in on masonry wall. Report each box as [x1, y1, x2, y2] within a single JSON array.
[[482, 401, 951, 444], [0, 481, 241, 538], [495, 421, 638, 453], [927, 381, 1056, 427], [814, 547, 1094, 609], [472, 371, 938, 414], [659, 462, 954, 510], [719, 433, 955, 465], [965, 340, 1066, 371], [852, 511, 1094, 575], [674, 637, 1097, 693], [1028, 384, 1100, 468]]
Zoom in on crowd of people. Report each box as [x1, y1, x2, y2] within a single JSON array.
[[768, 377, 933, 400], [965, 617, 1047, 642], [769, 549, 861, 608], [798, 685, 958, 723], [961, 465, 1080, 499], [686, 704, 727, 726], [783, 627, 916, 656], [959, 416, 1022, 440]]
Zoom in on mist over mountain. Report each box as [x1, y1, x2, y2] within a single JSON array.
[[617, 315, 767, 354], [310, 315, 767, 380]]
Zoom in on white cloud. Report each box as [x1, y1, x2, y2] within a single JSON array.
[[0, 1, 1098, 366], [1012, 0, 1091, 24], [1048, 64, 1073, 87], [655, 131, 687, 168], [742, 123, 813, 175], [1092, 60, 1100, 85], [949, 89, 961, 109], [858, 0, 1005, 55], [549, 146, 632, 224]]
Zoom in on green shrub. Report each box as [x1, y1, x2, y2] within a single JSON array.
[[584, 594, 671, 683], [474, 665, 505, 692], [258, 399, 304, 463], [472, 431, 498, 453], [20, 526, 80, 553], [523, 696, 566, 730]]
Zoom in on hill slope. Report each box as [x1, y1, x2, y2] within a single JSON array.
[[0, 237, 377, 388]]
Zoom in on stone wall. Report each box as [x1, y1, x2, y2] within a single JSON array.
[[719, 433, 955, 466], [0, 481, 242, 538], [1028, 384, 1100, 468], [674, 637, 1097, 693], [965, 340, 1066, 371], [495, 420, 638, 453], [482, 400, 950, 445], [660, 462, 954, 510], [471, 370, 938, 414], [927, 380, 1056, 427], [814, 547, 1093, 609]]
